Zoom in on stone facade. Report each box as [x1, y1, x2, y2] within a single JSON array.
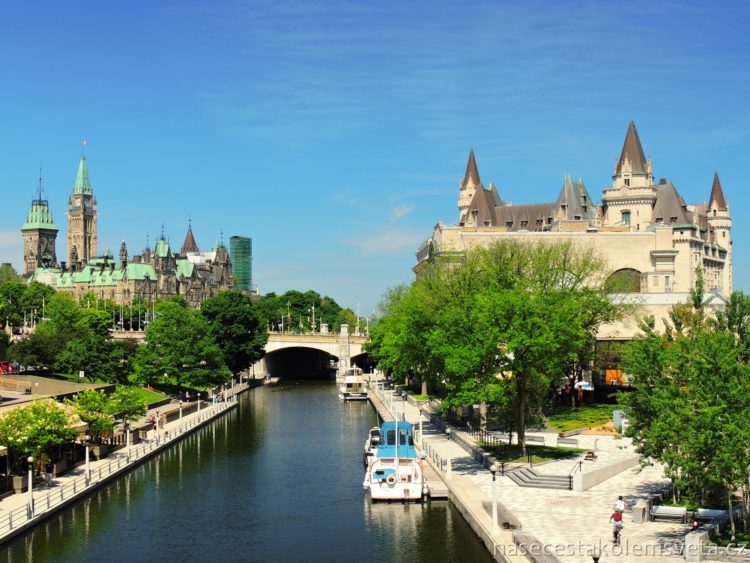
[[25, 153, 233, 308], [415, 122, 732, 340]]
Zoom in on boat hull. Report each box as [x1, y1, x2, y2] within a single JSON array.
[[339, 391, 368, 400]]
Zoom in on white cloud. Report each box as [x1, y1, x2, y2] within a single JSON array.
[[347, 225, 424, 255], [391, 206, 412, 221]]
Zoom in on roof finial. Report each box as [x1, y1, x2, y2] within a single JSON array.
[[146, 232, 150, 250], [220, 229, 224, 246], [81, 139, 87, 157], [161, 223, 165, 240], [36, 164, 44, 202]]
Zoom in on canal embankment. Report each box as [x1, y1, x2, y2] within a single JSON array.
[[0, 381, 250, 546], [368, 385, 526, 563]]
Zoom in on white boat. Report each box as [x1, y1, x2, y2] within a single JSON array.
[[363, 426, 381, 464], [363, 420, 427, 502], [339, 368, 368, 400]]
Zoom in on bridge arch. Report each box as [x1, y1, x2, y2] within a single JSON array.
[[262, 346, 337, 380]]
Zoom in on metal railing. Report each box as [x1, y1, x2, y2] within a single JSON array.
[[0, 396, 238, 540]]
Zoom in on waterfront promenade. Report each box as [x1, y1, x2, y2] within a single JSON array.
[[0, 383, 247, 546], [371, 387, 690, 563]]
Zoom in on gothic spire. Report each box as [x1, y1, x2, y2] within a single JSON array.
[[461, 149, 482, 188], [615, 121, 648, 175], [181, 223, 199, 254], [72, 155, 93, 196], [708, 172, 727, 211]]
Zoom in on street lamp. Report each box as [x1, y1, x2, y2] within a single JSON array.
[[490, 462, 502, 533], [179, 400, 183, 421], [27, 456, 35, 517], [445, 427, 452, 441], [83, 434, 91, 485], [124, 421, 131, 462]]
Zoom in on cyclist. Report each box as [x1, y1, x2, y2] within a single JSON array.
[[609, 510, 623, 544]]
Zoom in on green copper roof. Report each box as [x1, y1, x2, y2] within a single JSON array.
[[155, 238, 171, 258], [125, 263, 157, 281], [72, 156, 93, 196], [21, 199, 58, 231], [176, 258, 194, 279]]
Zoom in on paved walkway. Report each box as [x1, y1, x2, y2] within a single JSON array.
[[0, 384, 247, 545], [373, 387, 689, 562]]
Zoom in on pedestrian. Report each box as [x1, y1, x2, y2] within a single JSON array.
[[615, 495, 625, 513], [44, 459, 54, 487], [610, 510, 623, 544]]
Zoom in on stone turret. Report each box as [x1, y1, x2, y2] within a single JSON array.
[[21, 173, 58, 275], [458, 149, 485, 221], [67, 151, 98, 266]]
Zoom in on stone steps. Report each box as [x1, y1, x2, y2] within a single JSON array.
[[507, 467, 571, 490]]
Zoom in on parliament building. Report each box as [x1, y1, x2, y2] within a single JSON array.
[[21, 154, 233, 308]]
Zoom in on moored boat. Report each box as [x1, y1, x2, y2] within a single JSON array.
[[363, 426, 381, 464], [363, 420, 427, 502], [339, 367, 368, 400]]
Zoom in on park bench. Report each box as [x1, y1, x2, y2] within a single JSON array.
[[650, 505, 687, 523], [525, 435, 545, 445], [694, 508, 726, 522], [557, 437, 579, 447]]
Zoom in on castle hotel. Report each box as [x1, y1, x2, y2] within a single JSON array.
[[415, 122, 732, 341], [21, 154, 236, 308]]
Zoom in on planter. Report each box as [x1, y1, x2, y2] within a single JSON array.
[[52, 459, 68, 477], [91, 443, 110, 460], [12, 474, 28, 494]]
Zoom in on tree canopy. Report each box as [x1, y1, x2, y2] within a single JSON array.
[[256, 289, 358, 333], [369, 240, 622, 452], [621, 284, 750, 534], [201, 290, 268, 375], [134, 300, 230, 389]]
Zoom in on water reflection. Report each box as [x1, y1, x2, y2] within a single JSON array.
[[2, 383, 491, 563]]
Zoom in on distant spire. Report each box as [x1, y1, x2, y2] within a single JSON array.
[[160, 223, 165, 240], [181, 223, 199, 254], [72, 151, 93, 196], [35, 165, 45, 202], [708, 172, 727, 210], [461, 149, 482, 188], [615, 121, 648, 175]]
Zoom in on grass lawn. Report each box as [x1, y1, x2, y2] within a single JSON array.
[[546, 404, 614, 432], [478, 442, 587, 464], [122, 386, 166, 404]]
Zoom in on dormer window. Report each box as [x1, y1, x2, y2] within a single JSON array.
[[624, 178, 630, 186], [670, 217, 677, 223], [520, 221, 528, 228], [536, 219, 543, 227], [484, 220, 490, 227], [506, 221, 513, 228], [574, 215, 581, 220]]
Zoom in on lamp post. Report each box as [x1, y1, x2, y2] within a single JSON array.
[[125, 421, 131, 462], [179, 400, 183, 421], [490, 462, 501, 533], [84, 434, 91, 485], [27, 456, 35, 517]]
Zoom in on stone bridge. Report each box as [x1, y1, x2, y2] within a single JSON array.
[[253, 325, 368, 380], [111, 324, 369, 380]]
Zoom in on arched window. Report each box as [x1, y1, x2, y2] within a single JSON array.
[[605, 268, 642, 293]]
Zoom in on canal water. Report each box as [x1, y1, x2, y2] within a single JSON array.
[[3, 382, 493, 562]]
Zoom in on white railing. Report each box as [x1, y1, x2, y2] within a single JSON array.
[[0, 395, 238, 540]]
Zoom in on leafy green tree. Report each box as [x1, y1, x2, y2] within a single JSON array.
[[370, 240, 621, 453], [0, 280, 28, 329], [0, 399, 80, 473], [8, 324, 65, 368], [66, 390, 115, 443], [0, 264, 19, 283], [257, 290, 357, 333], [622, 289, 750, 538], [201, 290, 268, 375], [107, 386, 147, 422], [134, 301, 230, 389]]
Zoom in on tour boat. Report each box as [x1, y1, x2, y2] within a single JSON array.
[[363, 420, 427, 502], [338, 367, 368, 400], [363, 426, 381, 464]]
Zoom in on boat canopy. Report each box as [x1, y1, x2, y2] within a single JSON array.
[[377, 421, 416, 459]]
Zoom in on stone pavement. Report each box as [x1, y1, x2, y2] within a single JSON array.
[[374, 387, 689, 562]]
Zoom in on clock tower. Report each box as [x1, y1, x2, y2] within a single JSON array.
[[67, 150, 98, 267]]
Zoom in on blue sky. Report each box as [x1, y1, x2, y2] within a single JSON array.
[[1, 1, 749, 315]]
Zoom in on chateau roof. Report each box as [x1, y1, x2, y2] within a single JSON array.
[[496, 203, 556, 231], [615, 121, 648, 175], [461, 149, 482, 188], [555, 175, 594, 221], [181, 224, 199, 254], [155, 238, 171, 258], [653, 180, 689, 224], [708, 172, 727, 210], [462, 185, 497, 226], [72, 156, 93, 196]]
